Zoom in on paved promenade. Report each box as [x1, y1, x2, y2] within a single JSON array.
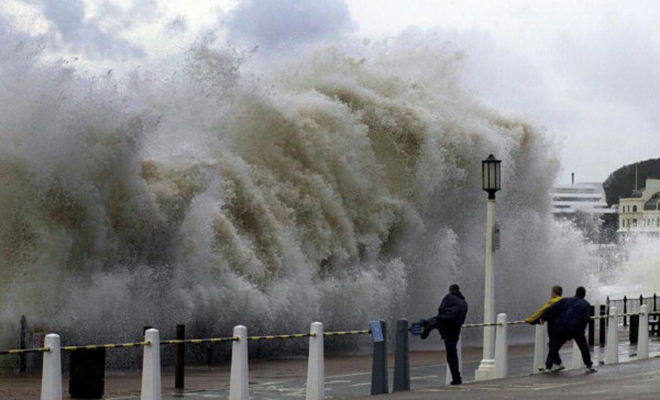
[[2, 339, 659, 400]]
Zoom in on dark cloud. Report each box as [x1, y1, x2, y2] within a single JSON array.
[[226, 0, 355, 51]]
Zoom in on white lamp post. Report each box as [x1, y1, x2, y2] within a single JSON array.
[[475, 154, 501, 381]]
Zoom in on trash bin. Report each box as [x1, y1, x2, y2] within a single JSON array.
[[69, 348, 105, 399]]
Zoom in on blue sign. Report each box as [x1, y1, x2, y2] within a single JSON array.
[[370, 321, 384, 342], [411, 321, 424, 336]]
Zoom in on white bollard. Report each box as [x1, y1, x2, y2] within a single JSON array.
[[141, 329, 161, 400], [571, 339, 585, 369], [444, 337, 462, 385], [41, 334, 62, 400], [493, 313, 508, 379], [306, 322, 324, 400], [638, 305, 649, 360], [532, 324, 546, 373], [605, 306, 619, 365], [229, 325, 249, 400]]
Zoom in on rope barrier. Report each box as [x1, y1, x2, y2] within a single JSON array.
[[325, 330, 371, 336], [619, 312, 642, 317], [507, 320, 527, 325], [161, 337, 238, 345], [248, 334, 314, 341], [0, 347, 50, 356], [61, 341, 150, 351], [462, 322, 501, 328]]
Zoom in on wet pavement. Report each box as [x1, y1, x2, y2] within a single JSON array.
[[1, 339, 659, 400]]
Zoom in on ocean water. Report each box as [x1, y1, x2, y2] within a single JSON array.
[[0, 34, 595, 349]]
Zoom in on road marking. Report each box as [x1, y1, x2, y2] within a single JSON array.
[[410, 375, 439, 380], [325, 380, 353, 385], [348, 382, 372, 387]]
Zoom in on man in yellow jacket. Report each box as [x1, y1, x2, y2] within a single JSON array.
[[526, 285, 563, 372]]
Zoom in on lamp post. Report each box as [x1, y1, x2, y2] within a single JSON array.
[[475, 154, 501, 381]]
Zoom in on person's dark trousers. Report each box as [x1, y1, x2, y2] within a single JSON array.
[[569, 332, 593, 367], [545, 332, 568, 369], [444, 338, 461, 383]]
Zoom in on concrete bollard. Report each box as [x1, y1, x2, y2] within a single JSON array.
[[493, 313, 508, 379], [571, 339, 585, 369], [306, 322, 324, 400], [41, 334, 62, 400], [393, 319, 409, 392], [605, 307, 619, 365], [532, 324, 546, 373], [141, 329, 161, 400], [444, 337, 462, 385], [229, 326, 249, 400], [638, 305, 649, 360]]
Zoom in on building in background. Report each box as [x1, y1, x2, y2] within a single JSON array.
[[618, 179, 660, 234], [552, 182, 616, 216], [552, 175, 617, 243]]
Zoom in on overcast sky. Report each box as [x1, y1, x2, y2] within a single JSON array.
[[2, 0, 659, 183]]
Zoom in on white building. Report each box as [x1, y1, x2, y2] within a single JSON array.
[[618, 179, 660, 234], [551, 182, 616, 216]]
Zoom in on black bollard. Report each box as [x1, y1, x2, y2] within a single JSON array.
[[19, 316, 27, 374], [623, 296, 628, 327], [588, 306, 595, 347], [599, 305, 607, 345], [176, 324, 185, 389], [630, 314, 639, 344], [393, 319, 410, 392], [69, 348, 106, 399], [370, 320, 388, 395]]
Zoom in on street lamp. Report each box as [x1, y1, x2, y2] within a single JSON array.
[[475, 154, 501, 381]]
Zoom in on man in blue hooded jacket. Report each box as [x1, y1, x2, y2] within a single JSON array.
[[420, 284, 468, 385], [541, 286, 597, 373]]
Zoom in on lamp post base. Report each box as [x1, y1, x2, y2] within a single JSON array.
[[475, 359, 495, 381]]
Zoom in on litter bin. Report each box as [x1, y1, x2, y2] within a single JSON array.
[[69, 348, 105, 399]]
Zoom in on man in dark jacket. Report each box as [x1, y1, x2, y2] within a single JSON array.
[[541, 286, 597, 373], [420, 284, 468, 384]]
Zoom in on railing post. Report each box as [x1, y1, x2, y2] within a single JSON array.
[[41, 334, 62, 400], [371, 320, 388, 395], [229, 326, 248, 400], [623, 296, 627, 327], [444, 337, 462, 385], [141, 329, 161, 400], [393, 319, 409, 392], [493, 314, 507, 379], [532, 324, 546, 373], [175, 324, 185, 389], [605, 307, 619, 365], [306, 322, 324, 400], [638, 305, 649, 360]]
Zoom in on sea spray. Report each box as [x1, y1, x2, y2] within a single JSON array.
[[0, 33, 594, 353]]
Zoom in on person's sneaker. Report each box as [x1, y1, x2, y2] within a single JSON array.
[[551, 364, 565, 372], [539, 367, 552, 373], [585, 366, 598, 373]]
